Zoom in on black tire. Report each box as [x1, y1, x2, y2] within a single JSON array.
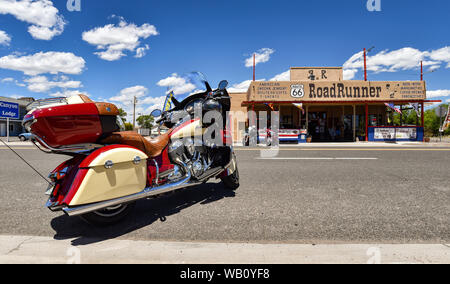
[[221, 167, 240, 190], [19, 136, 26, 142], [79, 202, 135, 226]]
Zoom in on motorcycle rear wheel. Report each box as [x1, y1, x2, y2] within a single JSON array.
[[80, 202, 136, 226]]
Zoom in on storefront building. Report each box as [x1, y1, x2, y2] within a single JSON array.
[[229, 67, 438, 143], [0, 97, 33, 137]]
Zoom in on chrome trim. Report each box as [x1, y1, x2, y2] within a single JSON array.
[[152, 159, 159, 185], [133, 156, 141, 165], [62, 162, 200, 217], [104, 160, 113, 169], [31, 134, 102, 153], [22, 115, 35, 127]]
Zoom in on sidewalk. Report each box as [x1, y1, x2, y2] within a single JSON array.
[[0, 140, 33, 147], [0, 235, 449, 264], [234, 141, 450, 148]]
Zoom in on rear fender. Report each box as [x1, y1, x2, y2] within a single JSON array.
[[47, 156, 85, 207]]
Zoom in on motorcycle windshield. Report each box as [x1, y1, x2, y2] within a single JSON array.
[[162, 72, 209, 111]]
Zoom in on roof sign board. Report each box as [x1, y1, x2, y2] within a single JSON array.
[[247, 81, 427, 102], [0, 101, 20, 119]]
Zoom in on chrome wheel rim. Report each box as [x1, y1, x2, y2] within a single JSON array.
[[93, 204, 127, 217]]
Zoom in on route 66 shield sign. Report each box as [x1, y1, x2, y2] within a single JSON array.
[[291, 85, 304, 98]]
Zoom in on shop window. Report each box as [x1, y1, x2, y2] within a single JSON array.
[[281, 115, 293, 129]]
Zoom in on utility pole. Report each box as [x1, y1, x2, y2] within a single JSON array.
[[253, 53, 256, 82], [420, 61, 423, 81], [363, 46, 375, 81], [364, 48, 367, 81]]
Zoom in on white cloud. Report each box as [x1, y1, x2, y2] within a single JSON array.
[[427, 90, 450, 99], [82, 18, 158, 61], [143, 95, 166, 114], [157, 73, 196, 95], [245, 48, 275, 68], [24, 75, 82, 93], [108, 85, 152, 122], [343, 46, 450, 78], [428, 47, 450, 63], [135, 44, 150, 58], [110, 85, 149, 104], [343, 69, 358, 80], [1, 76, 25, 87], [1, 77, 14, 83], [270, 70, 290, 81], [228, 80, 253, 93], [0, 30, 11, 46], [6, 94, 22, 99], [49, 90, 89, 98], [0, 51, 85, 76], [0, 0, 66, 40], [344, 48, 431, 73]]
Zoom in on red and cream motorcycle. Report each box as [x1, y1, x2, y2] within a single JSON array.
[[23, 74, 239, 225]]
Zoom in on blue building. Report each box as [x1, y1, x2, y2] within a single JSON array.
[[0, 97, 34, 137]]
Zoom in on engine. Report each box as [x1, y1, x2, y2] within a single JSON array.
[[168, 138, 213, 179]]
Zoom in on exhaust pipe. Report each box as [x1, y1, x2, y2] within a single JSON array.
[[63, 162, 200, 217]]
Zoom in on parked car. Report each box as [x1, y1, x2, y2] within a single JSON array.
[[18, 133, 33, 142]]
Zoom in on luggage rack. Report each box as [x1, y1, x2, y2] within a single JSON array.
[[26, 97, 67, 111], [31, 134, 103, 155]]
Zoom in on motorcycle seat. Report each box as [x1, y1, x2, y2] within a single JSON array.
[[100, 130, 172, 158]]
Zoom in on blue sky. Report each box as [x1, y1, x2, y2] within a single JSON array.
[[0, 0, 449, 119]]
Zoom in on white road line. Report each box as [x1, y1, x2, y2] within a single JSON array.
[[256, 157, 379, 160]]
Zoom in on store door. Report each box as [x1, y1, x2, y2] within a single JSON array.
[[308, 112, 328, 142]]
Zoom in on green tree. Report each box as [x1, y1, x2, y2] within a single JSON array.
[[136, 115, 154, 129], [124, 122, 134, 131], [424, 104, 449, 137], [118, 108, 127, 123]]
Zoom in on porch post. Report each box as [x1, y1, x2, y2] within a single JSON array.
[[306, 105, 309, 130], [421, 101, 425, 142], [365, 103, 369, 142], [421, 101, 425, 127], [353, 104, 356, 142], [6, 118, 9, 143], [400, 105, 403, 126]]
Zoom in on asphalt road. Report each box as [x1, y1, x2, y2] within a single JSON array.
[[0, 145, 449, 245]]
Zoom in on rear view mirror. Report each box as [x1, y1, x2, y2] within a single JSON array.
[[218, 80, 228, 90], [150, 109, 162, 117]]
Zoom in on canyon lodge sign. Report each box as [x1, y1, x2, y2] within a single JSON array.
[[247, 81, 426, 102]]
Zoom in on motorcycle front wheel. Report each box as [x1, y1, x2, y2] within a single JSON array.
[[80, 202, 136, 226], [221, 167, 240, 190]]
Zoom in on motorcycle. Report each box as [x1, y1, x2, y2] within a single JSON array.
[[22, 73, 239, 226]]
